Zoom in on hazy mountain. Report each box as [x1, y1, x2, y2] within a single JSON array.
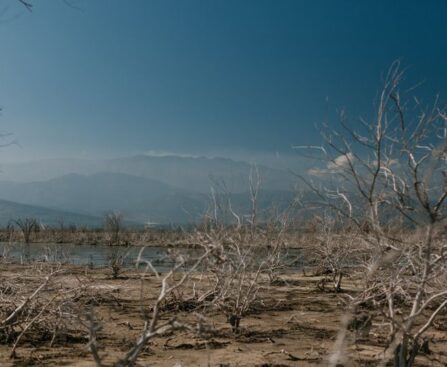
[[0, 158, 100, 183], [0, 199, 102, 227], [103, 155, 296, 193], [0, 155, 297, 193], [0, 155, 300, 225], [0, 171, 297, 225], [0, 172, 208, 224]]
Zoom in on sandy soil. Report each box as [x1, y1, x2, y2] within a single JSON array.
[[0, 264, 446, 367]]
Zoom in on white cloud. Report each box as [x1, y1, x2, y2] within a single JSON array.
[[327, 153, 354, 170], [143, 150, 200, 158], [307, 167, 327, 177], [307, 153, 354, 177]]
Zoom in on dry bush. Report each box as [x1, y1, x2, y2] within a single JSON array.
[[205, 234, 283, 333], [0, 262, 104, 359], [86, 246, 214, 367], [107, 246, 130, 279], [310, 216, 365, 292], [192, 171, 292, 334]]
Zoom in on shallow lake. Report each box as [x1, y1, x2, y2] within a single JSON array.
[[0, 242, 303, 272]]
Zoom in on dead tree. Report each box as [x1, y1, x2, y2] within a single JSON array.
[[17, 0, 33, 11], [197, 174, 290, 333], [297, 61, 447, 367], [87, 246, 213, 367], [14, 218, 38, 244], [103, 212, 123, 245], [204, 235, 284, 333], [107, 246, 129, 279], [312, 214, 362, 292]]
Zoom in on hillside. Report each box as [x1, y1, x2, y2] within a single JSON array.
[[0, 199, 102, 227]]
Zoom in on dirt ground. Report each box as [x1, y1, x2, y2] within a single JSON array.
[[0, 263, 446, 367]]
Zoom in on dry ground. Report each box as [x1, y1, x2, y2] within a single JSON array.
[[0, 264, 446, 367]]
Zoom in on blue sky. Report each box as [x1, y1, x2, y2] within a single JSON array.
[[0, 0, 446, 163]]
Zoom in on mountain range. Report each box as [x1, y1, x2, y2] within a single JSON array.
[[0, 155, 296, 193], [0, 155, 298, 226]]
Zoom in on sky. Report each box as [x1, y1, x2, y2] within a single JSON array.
[[0, 0, 446, 164]]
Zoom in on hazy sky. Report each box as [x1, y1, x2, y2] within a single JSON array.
[[0, 0, 446, 163]]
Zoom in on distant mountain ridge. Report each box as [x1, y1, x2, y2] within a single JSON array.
[[0, 155, 296, 193], [0, 172, 206, 224], [0, 199, 102, 227], [0, 155, 299, 226], [0, 174, 297, 226]]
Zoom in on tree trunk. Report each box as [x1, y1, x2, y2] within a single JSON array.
[[394, 338, 421, 367], [334, 272, 342, 292]]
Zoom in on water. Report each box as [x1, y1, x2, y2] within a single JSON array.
[[0, 242, 181, 271], [0, 242, 303, 272]]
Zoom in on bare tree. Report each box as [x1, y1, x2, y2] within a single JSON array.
[[14, 218, 38, 244], [197, 173, 290, 333], [107, 246, 129, 279], [311, 214, 363, 292], [297, 61, 447, 367], [103, 212, 123, 245], [14, 0, 80, 12], [203, 232, 285, 333], [55, 217, 66, 243], [16, 0, 33, 11], [87, 245, 213, 367]]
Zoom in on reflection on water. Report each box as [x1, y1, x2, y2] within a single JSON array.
[[0, 242, 303, 272]]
